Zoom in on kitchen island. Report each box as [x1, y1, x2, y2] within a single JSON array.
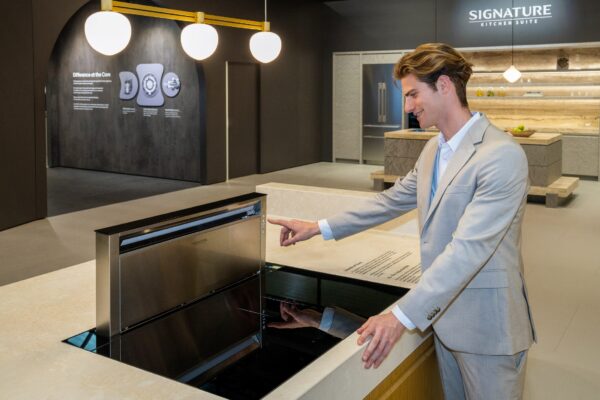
[[376, 129, 578, 207], [0, 183, 441, 399]]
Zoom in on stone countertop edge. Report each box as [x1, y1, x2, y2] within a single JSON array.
[[265, 309, 431, 400]]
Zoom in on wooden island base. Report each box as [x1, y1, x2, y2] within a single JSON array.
[[365, 336, 443, 400]]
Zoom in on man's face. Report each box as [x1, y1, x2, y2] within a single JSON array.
[[401, 74, 443, 129]]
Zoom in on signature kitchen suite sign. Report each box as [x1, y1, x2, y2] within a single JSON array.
[[469, 3, 552, 27], [436, 0, 577, 47]]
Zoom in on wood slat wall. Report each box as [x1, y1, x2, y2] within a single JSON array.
[[463, 48, 600, 135]]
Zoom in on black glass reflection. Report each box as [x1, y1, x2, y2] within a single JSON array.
[[64, 264, 407, 399]]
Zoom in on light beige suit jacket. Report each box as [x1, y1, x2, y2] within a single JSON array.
[[327, 116, 536, 355]]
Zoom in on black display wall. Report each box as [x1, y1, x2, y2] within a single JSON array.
[[48, 2, 206, 182]]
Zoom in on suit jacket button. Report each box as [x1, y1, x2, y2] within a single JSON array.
[[435, 307, 440, 312]]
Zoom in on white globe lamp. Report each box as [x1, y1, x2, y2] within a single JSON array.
[[84, 11, 131, 56], [249, 30, 281, 63], [180, 23, 219, 60]]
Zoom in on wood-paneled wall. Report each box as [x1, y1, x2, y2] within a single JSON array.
[[463, 48, 600, 135]]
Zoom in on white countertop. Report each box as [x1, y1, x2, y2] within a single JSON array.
[[0, 183, 429, 399]]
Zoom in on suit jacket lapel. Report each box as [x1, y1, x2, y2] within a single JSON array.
[[421, 116, 490, 233], [418, 136, 439, 228]]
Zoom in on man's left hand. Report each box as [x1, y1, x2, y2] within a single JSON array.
[[357, 312, 406, 369]]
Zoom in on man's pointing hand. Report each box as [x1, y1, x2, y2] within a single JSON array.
[[268, 218, 321, 246]]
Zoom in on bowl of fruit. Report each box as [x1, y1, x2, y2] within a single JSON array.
[[508, 125, 536, 137]]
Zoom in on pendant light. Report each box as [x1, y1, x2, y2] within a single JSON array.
[[503, 0, 521, 83], [249, 0, 282, 63], [85, 11, 131, 55], [503, 65, 521, 83], [180, 14, 219, 60], [84, 1, 275, 61]]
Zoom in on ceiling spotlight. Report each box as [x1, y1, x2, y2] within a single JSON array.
[[85, 11, 131, 56]]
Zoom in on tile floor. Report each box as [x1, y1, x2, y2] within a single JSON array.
[[1, 162, 599, 399]]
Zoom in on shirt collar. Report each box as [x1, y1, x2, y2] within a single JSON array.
[[438, 112, 481, 152]]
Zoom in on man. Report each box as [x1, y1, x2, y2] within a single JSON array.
[[269, 43, 535, 399]]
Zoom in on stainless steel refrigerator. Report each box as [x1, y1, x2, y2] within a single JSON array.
[[362, 64, 404, 164]]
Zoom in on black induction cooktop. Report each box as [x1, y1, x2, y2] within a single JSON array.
[[65, 264, 407, 399]]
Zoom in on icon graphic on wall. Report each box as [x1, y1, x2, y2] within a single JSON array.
[[162, 72, 181, 98], [119, 64, 181, 106], [142, 74, 159, 97], [135, 64, 164, 107], [119, 71, 138, 100]]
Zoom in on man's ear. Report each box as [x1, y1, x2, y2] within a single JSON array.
[[436, 75, 453, 95]]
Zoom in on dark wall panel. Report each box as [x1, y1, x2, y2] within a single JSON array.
[[169, 0, 265, 183], [260, 0, 326, 172], [0, 2, 36, 230], [48, 2, 205, 181], [325, 0, 437, 52], [228, 62, 259, 179], [31, 0, 87, 225]]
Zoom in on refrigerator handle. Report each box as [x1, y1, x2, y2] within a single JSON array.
[[382, 83, 387, 123], [377, 83, 382, 123]]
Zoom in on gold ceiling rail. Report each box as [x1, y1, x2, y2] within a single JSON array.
[[204, 14, 265, 31], [102, 0, 266, 31]]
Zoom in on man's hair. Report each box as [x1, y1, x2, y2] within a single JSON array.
[[394, 43, 473, 107]]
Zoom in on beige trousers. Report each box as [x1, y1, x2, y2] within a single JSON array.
[[434, 335, 528, 400]]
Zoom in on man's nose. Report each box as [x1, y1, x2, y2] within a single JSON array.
[[404, 98, 413, 113]]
